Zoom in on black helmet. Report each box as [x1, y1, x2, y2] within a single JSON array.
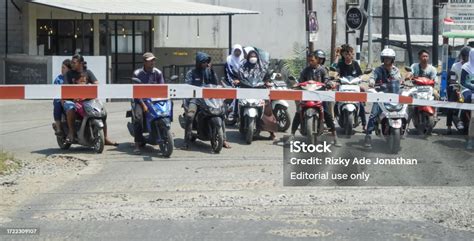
[[314, 49, 326, 65], [460, 46, 471, 60]]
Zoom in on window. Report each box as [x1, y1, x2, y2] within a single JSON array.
[[37, 19, 94, 55]]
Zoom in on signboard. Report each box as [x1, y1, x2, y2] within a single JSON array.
[[447, 0, 474, 25], [346, 7, 367, 30], [308, 11, 319, 42], [5, 60, 48, 85]]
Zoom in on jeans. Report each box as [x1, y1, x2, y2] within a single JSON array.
[[366, 103, 382, 135], [53, 99, 63, 121]]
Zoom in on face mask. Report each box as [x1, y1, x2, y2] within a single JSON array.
[[249, 57, 258, 64]]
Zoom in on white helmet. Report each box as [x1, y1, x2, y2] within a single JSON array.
[[380, 48, 396, 63]]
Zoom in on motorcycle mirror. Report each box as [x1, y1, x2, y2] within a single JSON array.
[[363, 68, 373, 74], [404, 66, 413, 72], [131, 77, 142, 83], [170, 75, 179, 81]]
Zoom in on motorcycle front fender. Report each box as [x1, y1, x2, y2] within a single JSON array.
[[416, 106, 435, 115], [272, 100, 289, 109], [209, 116, 223, 129], [305, 108, 317, 117], [388, 119, 402, 129], [157, 117, 172, 129], [91, 119, 104, 129], [342, 104, 357, 113]]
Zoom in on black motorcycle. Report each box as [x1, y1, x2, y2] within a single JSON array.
[[179, 85, 226, 153]]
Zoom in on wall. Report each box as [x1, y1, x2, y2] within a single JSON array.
[[154, 0, 349, 59], [0, 0, 25, 55]]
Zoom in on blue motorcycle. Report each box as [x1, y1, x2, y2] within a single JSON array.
[[126, 79, 174, 157]]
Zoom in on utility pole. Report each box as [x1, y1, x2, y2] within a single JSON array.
[[381, 0, 390, 49], [433, 0, 439, 67], [367, 0, 373, 67], [305, 0, 315, 53], [330, 0, 337, 63]]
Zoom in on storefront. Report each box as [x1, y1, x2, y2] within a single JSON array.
[[2, 0, 258, 84]]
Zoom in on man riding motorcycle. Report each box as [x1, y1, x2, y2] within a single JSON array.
[[365, 48, 402, 148], [335, 44, 367, 130], [288, 49, 339, 145], [182, 52, 231, 150], [449, 46, 471, 134], [460, 49, 474, 150], [131, 52, 166, 155]]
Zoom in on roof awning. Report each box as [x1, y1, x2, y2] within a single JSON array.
[[29, 0, 259, 16], [442, 31, 474, 39]]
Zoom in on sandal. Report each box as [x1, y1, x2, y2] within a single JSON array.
[[133, 148, 141, 155], [223, 141, 232, 149]]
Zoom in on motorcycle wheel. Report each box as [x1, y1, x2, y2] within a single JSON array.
[[305, 116, 317, 145], [211, 126, 224, 153], [424, 113, 435, 136], [225, 104, 237, 126], [344, 111, 354, 136], [93, 128, 105, 154], [274, 106, 291, 132], [56, 135, 71, 150], [245, 117, 255, 144], [388, 128, 401, 154], [160, 129, 174, 158]]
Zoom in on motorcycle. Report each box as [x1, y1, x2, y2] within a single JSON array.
[[179, 84, 225, 153], [54, 99, 106, 153], [293, 79, 327, 145], [367, 86, 409, 154], [334, 69, 372, 136], [405, 67, 438, 136], [126, 78, 174, 157], [238, 77, 267, 144], [269, 73, 291, 132]]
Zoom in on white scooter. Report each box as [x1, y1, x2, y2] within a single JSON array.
[[269, 73, 291, 132], [335, 70, 372, 136], [367, 85, 409, 154]]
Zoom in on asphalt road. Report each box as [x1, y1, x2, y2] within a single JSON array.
[[0, 100, 473, 240]]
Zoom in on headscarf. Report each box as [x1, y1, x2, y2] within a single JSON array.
[[226, 44, 244, 73], [461, 49, 474, 75]]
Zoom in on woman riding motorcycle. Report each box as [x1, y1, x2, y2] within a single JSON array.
[[234, 49, 276, 140]]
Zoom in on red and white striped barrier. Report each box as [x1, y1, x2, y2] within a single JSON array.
[[0, 84, 473, 110]]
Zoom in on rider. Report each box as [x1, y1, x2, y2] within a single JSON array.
[[182, 52, 231, 150], [335, 44, 367, 130], [289, 50, 339, 145], [225, 44, 244, 121], [408, 49, 438, 80], [52, 59, 71, 136], [460, 49, 474, 150], [364, 48, 402, 148], [63, 54, 117, 146], [447, 46, 471, 134], [234, 48, 277, 140], [132, 52, 165, 155]]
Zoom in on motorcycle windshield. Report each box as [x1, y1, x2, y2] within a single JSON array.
[[204, 98, 224, 109]]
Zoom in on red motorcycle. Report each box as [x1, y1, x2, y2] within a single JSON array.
[[296, 80, 326, 144], [408, 77, 438, 135]]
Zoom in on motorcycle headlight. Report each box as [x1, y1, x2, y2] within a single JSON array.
[[384, 103, 403, 112]]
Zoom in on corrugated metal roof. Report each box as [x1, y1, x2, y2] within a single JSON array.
[[29, 0, 259, 15]]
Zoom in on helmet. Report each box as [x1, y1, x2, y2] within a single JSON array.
[[459, 46, 471, 60], [380, 48, 396, 63], [314, 49, 326, 65]]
